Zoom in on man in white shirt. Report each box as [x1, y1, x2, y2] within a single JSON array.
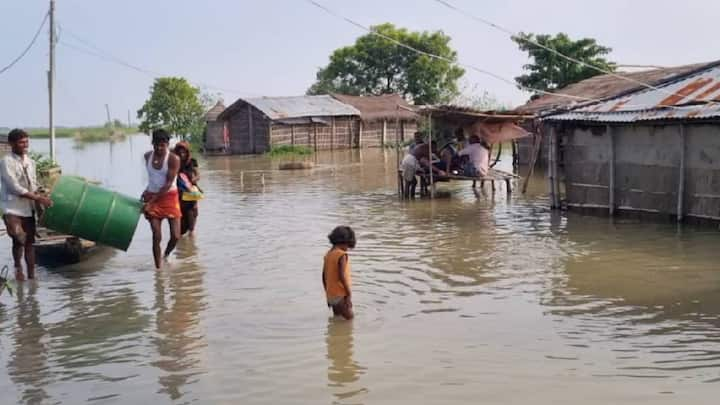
[[457, 134, 490, 177], [1, 129, 53, 281]]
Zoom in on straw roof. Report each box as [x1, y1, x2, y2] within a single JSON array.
[[331, 94, 419, 122], [516, 61, 716, 114], [205, 100, 226, 121]]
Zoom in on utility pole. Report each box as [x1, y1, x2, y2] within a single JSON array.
[[48, 0, 56, 162], [105, 104, 113, 128], [127, 109, 131, 128]]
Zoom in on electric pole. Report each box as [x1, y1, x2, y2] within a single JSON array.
[[48, 0, 56, 161]]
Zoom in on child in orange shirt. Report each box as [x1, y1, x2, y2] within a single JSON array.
[[322, 226, 356, 320]]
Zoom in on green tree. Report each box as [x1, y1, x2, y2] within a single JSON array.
[[513, 33, 616, 98], [137, 77, 205, 140], [308, 23, 465, 105]]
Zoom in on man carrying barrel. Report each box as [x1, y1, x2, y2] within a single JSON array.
[[0, 129, 53, 281], [142, 129, 181, 269]]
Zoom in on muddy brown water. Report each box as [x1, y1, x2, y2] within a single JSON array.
[[0, 136, 719, 404]]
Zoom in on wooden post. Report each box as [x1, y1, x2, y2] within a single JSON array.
[[313, 123, 318, 152], [358, 121, 364, 149], [247, 104, 255, 153], [555, 132, 560, 206], [331, 117, 336, 150], [381, 119, 387, 147], [522, 124, 544, 194], [548, 127, 557, 208], [290, 124, 295, 145], [267, 123, 272, 153], [49, 0, 56, 162], [608, 125, 615, 216], [400, 121, 405, 142], [428, 113, 434, 199], [677, 125, 686, 222], [347, 119, 352, 148]]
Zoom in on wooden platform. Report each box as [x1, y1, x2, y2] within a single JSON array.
[[398, 168, 520, 198]]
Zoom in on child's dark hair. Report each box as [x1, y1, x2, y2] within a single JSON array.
[[328, 226, 356, 248], [8, 128, 29, 143], [152, 128, 170, 144]]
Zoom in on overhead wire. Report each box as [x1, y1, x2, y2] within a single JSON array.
[[304, 0, 599, 104], [57, 24, 259, 97], [431, 0, 718, 107], [0, 11, 50, 75]]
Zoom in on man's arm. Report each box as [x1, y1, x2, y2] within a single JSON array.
[[0, 160, 51, 207]]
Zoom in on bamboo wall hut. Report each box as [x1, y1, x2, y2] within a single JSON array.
[[542, 61, 720, 224], [331, 94, 419, 147], [203, 100, 226, 152], [218, 95, 360, 154], [515, 62, 713, 165]]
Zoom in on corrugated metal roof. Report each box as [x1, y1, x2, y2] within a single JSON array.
[[546, 64, 720, 122], [243, 95, 360, 120]]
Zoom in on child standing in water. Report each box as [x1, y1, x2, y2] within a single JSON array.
[[322, 226, 356, 320]]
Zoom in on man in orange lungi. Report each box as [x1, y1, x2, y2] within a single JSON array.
[[142, 129, 181, 269]]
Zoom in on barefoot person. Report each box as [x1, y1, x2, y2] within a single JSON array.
[[322, 226, 356, 320], [0, 129, 53, 281], [142, 129, 181, 269], [173, 141, 200, 236]]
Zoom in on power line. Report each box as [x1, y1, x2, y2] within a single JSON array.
[[305, 0, 597, 104], [431, 0, 716, 105], [57, 25, 259, 97], [0, 11, 50, 75]]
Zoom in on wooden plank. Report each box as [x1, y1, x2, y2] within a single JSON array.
[[677, 125, 686, 222], [358, 121, 363, 148], [291, 124, 295, 145], [313, 123, 318, 152], [547, 127, 557, 208], [381, 119, 387, 147], [608, 125, 615, 216], [247, 104, 255, 153], [331, 117, 336, 150]]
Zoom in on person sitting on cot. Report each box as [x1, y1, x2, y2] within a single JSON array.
[[458, 134, 491, 177], [322, 226, 356, 320], [401, 140, 445, 197]]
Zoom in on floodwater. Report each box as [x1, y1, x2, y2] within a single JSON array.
[[1, 135, 719, 404]]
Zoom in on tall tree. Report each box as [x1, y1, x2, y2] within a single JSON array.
[[308, 23, 465, 105], [137, 77, 206, 139], [513, 33, 616, 98]]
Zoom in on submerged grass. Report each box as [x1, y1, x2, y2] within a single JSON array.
[[266, 145, 314, 158]]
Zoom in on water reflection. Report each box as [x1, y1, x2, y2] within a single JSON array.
[[543, 215, 720, 380], [7, 283, 50, 405], [152, 237, 208, 401], [325, 319, 367, 403]]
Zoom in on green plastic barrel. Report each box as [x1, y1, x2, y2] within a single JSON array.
[[42, 176, 142, 251]]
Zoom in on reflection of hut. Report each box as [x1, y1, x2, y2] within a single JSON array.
[[331, 94, 419, 147], [542, 61, 720, 224], [203, 100, 226, 153], [514, 62, 711, 165], [218, 95, 360, 155]]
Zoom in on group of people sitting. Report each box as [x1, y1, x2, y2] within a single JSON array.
[[400, 130, 491, 197]]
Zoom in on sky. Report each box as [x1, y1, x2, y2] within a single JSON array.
[[1, 0, 719, 127]]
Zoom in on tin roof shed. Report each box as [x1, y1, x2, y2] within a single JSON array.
[[219, 95, 360, 121]]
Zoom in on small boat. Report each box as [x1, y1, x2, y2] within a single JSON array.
[[34, 228, 101, 266]]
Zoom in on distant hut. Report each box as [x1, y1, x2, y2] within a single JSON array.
[[541, 61, 720, 224], [203, 100, 226, 153], [331, 94, 419, 147], [515, 62, 712, 165], [218, 95, 360, 154]]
